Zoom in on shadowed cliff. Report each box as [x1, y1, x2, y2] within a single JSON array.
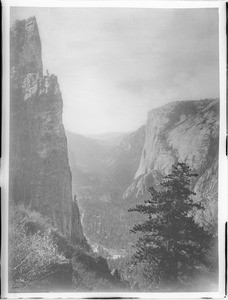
[[10, 16, 85, 244]]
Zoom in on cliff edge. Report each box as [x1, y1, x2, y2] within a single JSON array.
[[10, 16, 85, 244], [124, 99, 219, 233]]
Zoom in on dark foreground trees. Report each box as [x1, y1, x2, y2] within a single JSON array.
[[129, 163, 213, 291]]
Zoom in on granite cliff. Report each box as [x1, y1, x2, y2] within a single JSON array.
[[10, 17, 85, 244], [102, 125, 146, 194], [124, 99, 219, 233]]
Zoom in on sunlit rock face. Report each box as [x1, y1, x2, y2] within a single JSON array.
[[124, 99, 219, 233], [10, 16, 85, 244]]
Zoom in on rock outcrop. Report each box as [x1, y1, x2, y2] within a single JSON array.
[[10, 17, 85, 244], [103, 125, 146, 193], [10, 17, 43, 76], [124, 99, 219, 233]]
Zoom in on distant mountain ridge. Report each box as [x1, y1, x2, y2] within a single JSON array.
[[66, 126, 145, 198], [66, 130, 109, 174], [86, 132, 131, 147]]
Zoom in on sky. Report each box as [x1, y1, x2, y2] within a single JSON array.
[[11, 7, 219, 135]]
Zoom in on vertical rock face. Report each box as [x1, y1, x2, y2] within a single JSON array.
[[124, 99, 219, 233], [10, 17, 85, 243], [105, 125, 146, 193], [10, 17, 43, 76]]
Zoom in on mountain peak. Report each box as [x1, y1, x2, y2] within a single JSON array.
[[10, 16, 43, 76]]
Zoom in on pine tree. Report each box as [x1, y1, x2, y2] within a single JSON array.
[[129, 162, 212, 290]]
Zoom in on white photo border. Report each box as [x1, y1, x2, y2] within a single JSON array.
[[1, 0, 227, 298]]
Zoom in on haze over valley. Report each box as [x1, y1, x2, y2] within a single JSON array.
[[9, 6, 220, 293], [66, 99, 219, 259]]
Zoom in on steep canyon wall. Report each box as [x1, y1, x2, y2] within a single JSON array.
[[10, 17, 84, 244]]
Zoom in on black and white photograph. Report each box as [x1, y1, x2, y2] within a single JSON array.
[[1, 0, 227, 297]]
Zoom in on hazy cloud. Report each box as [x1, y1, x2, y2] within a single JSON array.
[[11, 7, 219, 134]]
